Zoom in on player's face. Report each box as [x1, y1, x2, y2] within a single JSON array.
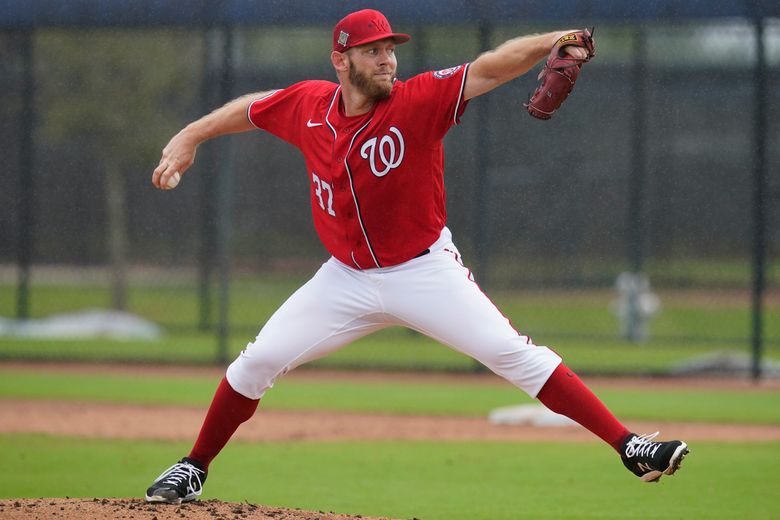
[[346, 40, 397, 100]]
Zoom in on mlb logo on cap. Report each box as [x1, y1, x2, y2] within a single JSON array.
[[332, 9, 411, 52]]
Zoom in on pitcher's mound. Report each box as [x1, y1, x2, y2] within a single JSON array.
[[0, 498, 398, 519]]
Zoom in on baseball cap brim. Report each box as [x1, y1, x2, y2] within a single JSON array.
[[341, 32, 411, 51]]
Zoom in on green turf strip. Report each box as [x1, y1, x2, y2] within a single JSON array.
[[2, 281, 779, 374], [2, 331, 778, 374], [3, 280, 779, 340], [1, 369, 778, 424], [0, 435, 778, 520]]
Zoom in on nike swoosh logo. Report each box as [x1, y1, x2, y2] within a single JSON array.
[[307, 120, 323, 127]]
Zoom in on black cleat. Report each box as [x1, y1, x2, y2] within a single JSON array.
[[145, 457, 207, 504], [620, 432, 689, 483]]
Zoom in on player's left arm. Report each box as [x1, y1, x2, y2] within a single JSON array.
[[463, 31, 589, 101]]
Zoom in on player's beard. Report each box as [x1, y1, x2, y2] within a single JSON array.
[[348, 61, 394, 100]]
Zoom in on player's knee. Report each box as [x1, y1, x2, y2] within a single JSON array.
[[477, 340, 561, 376], [226, 345, 293, 400]]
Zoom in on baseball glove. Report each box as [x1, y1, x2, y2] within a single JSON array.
[[524, 29, 596, 120]]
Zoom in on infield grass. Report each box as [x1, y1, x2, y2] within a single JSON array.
[[1, 367, 778, 425], [0, 434, 778, 520], [1, 279, 779, 374]]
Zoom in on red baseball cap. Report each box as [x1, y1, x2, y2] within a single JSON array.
[[332, 9, 411, 52]]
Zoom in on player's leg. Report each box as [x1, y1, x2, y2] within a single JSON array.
[[381, 239, 688, 481], [537, 363, 688, 481], [146, 258, 389, 503], [381, 243, 564, 398]]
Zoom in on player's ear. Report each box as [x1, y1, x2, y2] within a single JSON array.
[[331, 51, 349, 73]]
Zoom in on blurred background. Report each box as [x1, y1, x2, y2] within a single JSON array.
[[1, 0, 778, 377]]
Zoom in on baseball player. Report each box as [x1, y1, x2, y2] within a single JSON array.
[[145, 9, 688, 505]]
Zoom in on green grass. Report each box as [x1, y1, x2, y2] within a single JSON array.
[[0, 335, 222, 364], [2, 329, 776, 375], [0, 278, 304, 327], [488, 288, 780, 340], [1, 280, 779, 374], [1, 435, 778, 520], [2, 368, 778, 425]]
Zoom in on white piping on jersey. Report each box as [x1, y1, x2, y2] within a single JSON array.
[[453, 63, 470, 126], [246, 90, 282, 129], [344, 120, 381, 268], [350, 251, 363, 270], [324, 87, 340, 141], [325, 86, 381, 269]]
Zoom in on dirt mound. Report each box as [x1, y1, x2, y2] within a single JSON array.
[[0, 498, 398, 520]]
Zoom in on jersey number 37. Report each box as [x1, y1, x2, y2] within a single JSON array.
[[312, 172, 336, 217]]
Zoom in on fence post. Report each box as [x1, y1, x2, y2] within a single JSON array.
[[215, 25, 235, 364], [198, 28, 221, 332], [474, 20, 493, 290], [16, 29, 35, 320], [750, 17, 767, 381], [625, 26, 648, 342]]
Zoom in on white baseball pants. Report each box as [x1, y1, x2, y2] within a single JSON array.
[[226, 227, 562, 399]]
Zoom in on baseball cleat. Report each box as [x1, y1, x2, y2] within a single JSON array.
[[145, 457, 207, 504], [620, 432, 689, 483]]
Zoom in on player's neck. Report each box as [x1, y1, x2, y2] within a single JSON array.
[[339, 84, 376, 117]]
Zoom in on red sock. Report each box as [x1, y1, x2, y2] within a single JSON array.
[[536, 363, 630, 453], [188, 377, 259, 469]]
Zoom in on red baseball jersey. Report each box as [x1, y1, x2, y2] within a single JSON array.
[[247, 64, 470, 269]]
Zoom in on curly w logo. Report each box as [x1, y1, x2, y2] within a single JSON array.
[[360, 127, 405, 178], [370, 17, 390, 33]]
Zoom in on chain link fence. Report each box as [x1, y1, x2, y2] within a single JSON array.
[[1, 19, 778, 373]]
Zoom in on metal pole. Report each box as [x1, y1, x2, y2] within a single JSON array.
[[411, 25, 427, 75], [215, 26, 235, 364], [474, 21, 493, 289], [625, 27, 648, 342], [470, 21, 493, 373], [750, 17, 767, 381], [16, 30, 35, 320], [629, 27, 647, 274], [198, 28, 219, 331]]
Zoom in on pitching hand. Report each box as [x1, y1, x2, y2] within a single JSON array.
[[152, 130, 198, 190]]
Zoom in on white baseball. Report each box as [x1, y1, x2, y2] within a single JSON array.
[[166, 171, 181, 189]]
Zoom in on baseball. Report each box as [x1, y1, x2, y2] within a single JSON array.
[[166, 171, 181, 189]]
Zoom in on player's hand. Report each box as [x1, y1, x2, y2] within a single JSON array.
[[562, 45, 589, 60], [554, 29, 592, 61], [152, 130, 198, 190]]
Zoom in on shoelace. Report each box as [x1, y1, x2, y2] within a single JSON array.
[[624, 432, 662, 459], [156, 462, 204, 492]]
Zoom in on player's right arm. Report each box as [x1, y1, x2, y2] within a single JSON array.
[[152, 91, 274, 190]]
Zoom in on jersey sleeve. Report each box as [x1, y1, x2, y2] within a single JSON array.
[[246, 81, 313, 147], [399, 63, 471, 141]]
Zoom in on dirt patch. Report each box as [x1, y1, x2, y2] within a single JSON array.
[[1, 361, 779, 443], [2, 399, 779, 443], [0, 498, 397, 520], [2, 363, 778, 520]]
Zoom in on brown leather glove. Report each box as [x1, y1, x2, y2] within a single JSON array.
[[525, 29, 596, 120]]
